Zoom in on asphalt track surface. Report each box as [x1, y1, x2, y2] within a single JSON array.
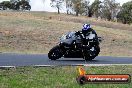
[[0, 53, 132, 66]]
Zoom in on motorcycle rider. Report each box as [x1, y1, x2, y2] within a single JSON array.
[[48, 23, 101, 60], [75, 24, 98, 45]]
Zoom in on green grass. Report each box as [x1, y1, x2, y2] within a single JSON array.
[[0, 11, 132, 56], [0, 65, 131, 88]]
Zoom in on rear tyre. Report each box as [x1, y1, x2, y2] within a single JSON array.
[[83, 52, 93, 61], [48, 45, 63, 60], [83, 46, 100, 61]]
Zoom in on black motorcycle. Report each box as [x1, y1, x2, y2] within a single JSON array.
[[48, 31, 102, 61]]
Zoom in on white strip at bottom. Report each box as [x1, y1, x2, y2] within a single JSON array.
[[0, 64, 132, 68]]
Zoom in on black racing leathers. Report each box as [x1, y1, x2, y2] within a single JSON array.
[[75, 28, 99, 46]]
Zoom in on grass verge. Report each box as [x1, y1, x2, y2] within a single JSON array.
[[0, 65, 132, 88]]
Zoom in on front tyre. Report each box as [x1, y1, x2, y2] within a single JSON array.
[[48, 45, 63, 60]]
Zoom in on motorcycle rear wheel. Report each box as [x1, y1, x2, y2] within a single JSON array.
[[83, 46, 100, 61]]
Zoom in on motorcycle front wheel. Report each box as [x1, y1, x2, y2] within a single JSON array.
[[48, 45, 63, 60]]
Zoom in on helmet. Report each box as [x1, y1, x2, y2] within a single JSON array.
[[82, 24, 91, 31]]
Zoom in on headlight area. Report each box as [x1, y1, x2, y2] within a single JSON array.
[[66, 34, 72, 39], [60, 32, 76, 41], [60, 35, 67, 41], [60, 34, 71, 41]]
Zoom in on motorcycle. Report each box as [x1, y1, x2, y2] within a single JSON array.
[[48, 31, 102, 61]]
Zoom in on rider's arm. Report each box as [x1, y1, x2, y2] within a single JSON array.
[[75, 31, 82, 35]]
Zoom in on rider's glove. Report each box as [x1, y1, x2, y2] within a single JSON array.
[[75, 31, 80, 35]]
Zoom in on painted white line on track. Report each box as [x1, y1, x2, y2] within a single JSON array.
[[0, 66, 16, 68], [0, 64, 132, 68], [34, 64, 132, 67]]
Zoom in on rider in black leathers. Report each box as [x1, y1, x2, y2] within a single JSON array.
[[75, 24, 99, 46]]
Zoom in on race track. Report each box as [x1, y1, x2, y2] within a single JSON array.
[[0, 53, 132, 66]]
